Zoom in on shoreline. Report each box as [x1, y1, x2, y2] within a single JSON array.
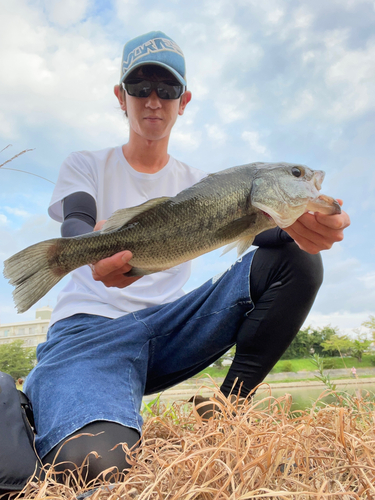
[[263, 376, 375, 389], [144, 376, 375, 402]]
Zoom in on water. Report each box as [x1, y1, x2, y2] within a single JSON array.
[[143, 380, 375, 412], [256, 381, 375, 411]]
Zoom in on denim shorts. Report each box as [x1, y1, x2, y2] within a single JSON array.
[[25, 250, 256, 459]]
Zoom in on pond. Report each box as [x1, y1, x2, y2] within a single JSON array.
[[143, 380, 375, 412], [255, 381, 375, 411]]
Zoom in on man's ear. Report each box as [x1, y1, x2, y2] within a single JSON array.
[[114, 84, 127, 111], [178, 90, 192, 116]]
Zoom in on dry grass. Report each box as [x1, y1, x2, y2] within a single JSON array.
[[7, 384, 375, 500]]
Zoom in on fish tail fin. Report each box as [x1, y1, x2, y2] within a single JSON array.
[[3, 238, 67, 313]]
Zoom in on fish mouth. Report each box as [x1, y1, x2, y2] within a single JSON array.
[[261, 210, 273, 220], [307, 195, 341, 215]]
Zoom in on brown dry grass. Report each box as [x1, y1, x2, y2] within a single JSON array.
[[7, 384, 375, 500]]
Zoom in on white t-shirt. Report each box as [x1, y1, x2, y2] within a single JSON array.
[[48, 146, 207, 326]]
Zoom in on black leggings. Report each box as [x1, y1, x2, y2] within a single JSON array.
[[42, 421, 140, 482], [221, 243, 323, 397], [43, 243, 322, 481]]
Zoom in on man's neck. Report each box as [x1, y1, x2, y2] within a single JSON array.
[[122, 135, 170, 174]]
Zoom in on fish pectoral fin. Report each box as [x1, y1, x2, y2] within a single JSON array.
[[235, 235, 255, 257], [101, 197, 170, 233], [215, 214, 257, 240], [221, 234, 255, 257], [220, 241, 238, 256], [216, 215, 256, 257]]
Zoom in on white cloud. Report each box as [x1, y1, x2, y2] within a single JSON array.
[[241, 130, 268, 156], [44, 0, 91, 26], [0, 112, 17, 140], [205, 124, 227, 144], [305, 311, 372, 338], [215, 87, 255, 124], [285, 90, 314, 121], [0, 214, 8, 225], [4, 207, 30, 217], [293, 6, 314, 30], [359, 272, 375, 290], [267, 8, 284, 25], [171, 129, 201, 151], [325, 41, 375, 119], [0, 0, 119, 148]]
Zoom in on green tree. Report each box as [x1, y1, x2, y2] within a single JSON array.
[[351, 338, 372, 362], [321, 334, 352, 356], [0, 340, 36, 380], [349, 330, 372, 362], [281, 325, 340, 359], [362, 315, 375, 341]]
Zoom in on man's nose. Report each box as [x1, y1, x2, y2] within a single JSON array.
[[145, 90, 162, 108]]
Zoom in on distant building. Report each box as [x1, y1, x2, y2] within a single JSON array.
[[0, 307, 52, 347]]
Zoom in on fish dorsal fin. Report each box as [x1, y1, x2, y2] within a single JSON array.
[[101, 197, 169, 233], [221, 235, 255, 257]]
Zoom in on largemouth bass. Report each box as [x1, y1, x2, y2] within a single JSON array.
[[3, 162, 341, 313]]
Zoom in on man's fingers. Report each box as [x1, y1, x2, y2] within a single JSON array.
[[91, 250, 133, 278], [285, 224, 328, 253], [315, 209, 350, 230]]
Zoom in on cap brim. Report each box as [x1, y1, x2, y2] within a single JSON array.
[[120, 62, 187, 86]]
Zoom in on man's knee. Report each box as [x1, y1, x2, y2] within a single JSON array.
[[250, 243, 324, 303], [42, 421, 140, 483], [286, 243, 324, 294]]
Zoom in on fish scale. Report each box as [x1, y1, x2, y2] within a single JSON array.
[[3, 162, 341, 313]]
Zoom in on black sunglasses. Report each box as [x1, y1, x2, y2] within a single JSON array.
[[122, 79, 185, 100]]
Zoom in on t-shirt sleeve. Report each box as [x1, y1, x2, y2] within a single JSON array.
[[48, 152, 98, 222]]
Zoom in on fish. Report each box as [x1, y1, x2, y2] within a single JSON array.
[[3, 162, 341, 313]]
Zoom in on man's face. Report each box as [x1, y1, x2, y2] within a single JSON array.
[[114, 66, 191, 143]]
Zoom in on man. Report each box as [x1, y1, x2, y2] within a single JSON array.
[[24, 31, 350, 482]]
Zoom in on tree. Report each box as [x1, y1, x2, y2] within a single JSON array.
[[321, 332, 372, 362], [362, 315, 375, 341], [321, 334, 352, 356], [351, 338, 372, 362], [281, 325, 340, 359], [0, 340, 36, 380]]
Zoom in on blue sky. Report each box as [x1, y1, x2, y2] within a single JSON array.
[[0, 0, 374, 337]]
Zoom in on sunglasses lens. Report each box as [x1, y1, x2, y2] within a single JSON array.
[[125, 81, 152, 98], [158, 83, 184, 99], [124, 80, 184, 100]]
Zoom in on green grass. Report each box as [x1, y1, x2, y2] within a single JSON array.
[[271, 355, 375, 373], [268, 373, 375, 384], [193, 355, 375, 379], [192, 366, 230, 378]]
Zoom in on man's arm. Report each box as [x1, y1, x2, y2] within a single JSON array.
[[62, 192, 141, 288]]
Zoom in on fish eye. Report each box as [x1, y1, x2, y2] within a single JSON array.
[[291, 167, 302, 178]]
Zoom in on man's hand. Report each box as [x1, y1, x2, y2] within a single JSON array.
[[284, 200, 350, 254], [89, 220, 142, 288]]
